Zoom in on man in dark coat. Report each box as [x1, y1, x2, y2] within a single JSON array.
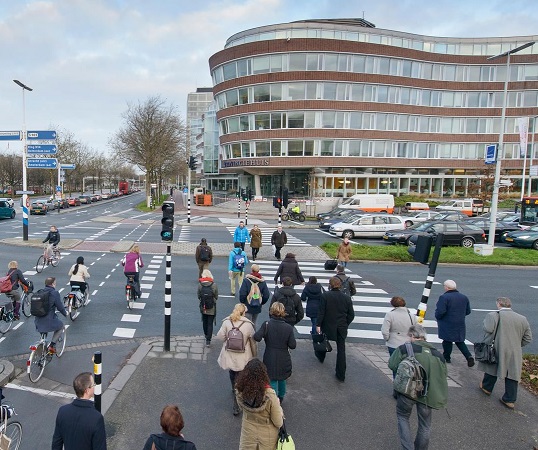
[[52, 372, 107, 450], [434, 279, 474, 366], [194, 238, 213, 278], [271, 277, 304, 326], [274, 253, 304, 286], [270, 225, 287, 260], [316, 276, 355, 381], [34, 277, 67, 353], [239, 264, 270, 325]]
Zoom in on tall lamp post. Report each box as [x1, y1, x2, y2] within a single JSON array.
[[486, 42, 535, 248], [13, 79, 33, 241], [528, 115, 538, 196]]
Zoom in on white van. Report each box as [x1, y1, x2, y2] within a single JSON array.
[[435, 199, 473, 216], [403, 202, 429, 211], [338, 194, 394, 213]]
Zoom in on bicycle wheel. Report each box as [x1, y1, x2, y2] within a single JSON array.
[[281, 213, 289, 221], [56, 327, 66, 357], [0, 312, 12, 334], [28, 344, 46, 382], [83, 285, 90, 306], [126, 286, 134, 310], [51, 251, 60, 267], [5, 421, 23, 450], [68, 299, 77, 321], [36, 255, 46, 273], [21, 293, 31, 318]]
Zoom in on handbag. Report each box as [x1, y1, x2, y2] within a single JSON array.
[[0, 407, 12, 450], [474, 312, 499, 364], [312, 333, 332, 353], [276, 419, 295, 450]]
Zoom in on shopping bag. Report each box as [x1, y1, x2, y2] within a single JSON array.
[[276, 420, 295, 450], [0, 433, 12, 450]]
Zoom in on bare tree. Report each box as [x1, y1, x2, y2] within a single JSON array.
[[110, 96, 186, 201], [0, 153, 23, 193]]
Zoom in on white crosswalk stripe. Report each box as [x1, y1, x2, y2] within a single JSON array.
[[225, 227, 310, 247], [254, 259, 448, 343]]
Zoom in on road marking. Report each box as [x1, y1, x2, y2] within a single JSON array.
[[145, 270, 158, 274], [92, 290, 98, 296], [140, 293, 150, 299], [148, 265, 160, 269], [105, 274, 110, 279], [141, 276, 156, 281], [0, 337, 5, 344], [6, 383, 74, 399], [131, 303, 146, 309], [121, 314, 141, 322], [410, 280, 442, 285], [99, 282, 105, 286], [113, 328, 136, 338], [13, 322, 24, 330], [472, 309, 497, 312]]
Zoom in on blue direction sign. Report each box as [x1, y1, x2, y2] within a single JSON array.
[[27, 130, 57, 140], [60, 164, 76, 169], [485, 144, 497, 164], [27, 144, 57, 154], [0, 131, 22, 141], [27, 158, 58, 169]]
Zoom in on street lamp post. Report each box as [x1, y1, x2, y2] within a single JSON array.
[[13, 79, 33, 241], [528, 115, 538, 196], [486, 42, 535, 248]]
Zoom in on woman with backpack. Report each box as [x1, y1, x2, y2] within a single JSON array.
[[249, 224, 262, 261], [239, 264, 270, 326], [301, 276, 324, 334], [4, 261, 30, 320], [198, 269, 218, 347], [217, 303, 257, 415], [253, 302, 296, 404]]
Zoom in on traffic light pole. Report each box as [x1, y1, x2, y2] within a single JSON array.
[[164, 243, 171, 351], [237, 196, 241, 218], [416, 233, 444, 323]]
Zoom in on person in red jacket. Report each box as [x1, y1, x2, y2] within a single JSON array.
[[121, 244, 144, 298]]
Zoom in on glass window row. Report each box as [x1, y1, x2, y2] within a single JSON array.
[[213, 51, 538, 84], [225, 27, 537, 57], [222, 139, 526, 160], [215, 81, 538, 109], [219, 110, 533, 136]]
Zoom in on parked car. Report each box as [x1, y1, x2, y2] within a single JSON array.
[[463, 218, 520, 242], [67, 197, 81, 206], [329, 214, 406, 239], [318, 209, 366, 230], [30, 201, 48, 215], [79, 195, 92, 204], [46, 198, 69, 209], [430, 211, 469, 221], [401, 210, 442, 227], [383, 220, 486, 247], [101, 193, 111, 200], [502, 225, 538, 250], [0, 197, 14, 208], [0, 200, 16, 219], [317, 207, 366, 221]]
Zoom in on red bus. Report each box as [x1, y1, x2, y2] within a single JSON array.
[[118, 181, 129, 195]]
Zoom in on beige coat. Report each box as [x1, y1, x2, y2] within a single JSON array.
[[336, 242, 352, 262], [217, 316, 257, 371], [68, 264, 90, 283], [238, 387, 283, 450], [381, 307, 417, 348]]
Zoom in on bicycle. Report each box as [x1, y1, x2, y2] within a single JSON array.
[[36, 245, 61, 273], [21, 280, 34, 318], [63, 284, 90, 321], [0, 404, 23, 450], [125, 276, 136, 310], [0, 303, 15, 334], [27, 325, 67, 382]]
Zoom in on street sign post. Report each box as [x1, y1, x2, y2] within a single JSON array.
[[27, 158, 58, 169], [0, 131, 22, 141], [27, 144, 57, 154], [27, 130, 57, 140]]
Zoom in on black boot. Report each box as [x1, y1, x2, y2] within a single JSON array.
[[233, 394, 240, 415]]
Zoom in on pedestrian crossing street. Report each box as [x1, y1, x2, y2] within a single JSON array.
[[225, 226, 309, 247], [253, 260, 447, 344]]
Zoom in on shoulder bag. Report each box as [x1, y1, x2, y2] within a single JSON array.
[[474, 312, 499, 364], [312, 332, 332, 353]]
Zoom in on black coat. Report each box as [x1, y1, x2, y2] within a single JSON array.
[[143, 433, 197, 450], [52, 398, 107, 450], [271, 286, 304, 325], [239, 274, 270, 314], [301, 283, 324, 318], [274, 257, 304, 285], [254, 317, 296, 380], [317, 289, 355, 341]]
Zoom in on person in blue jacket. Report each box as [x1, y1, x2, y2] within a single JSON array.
[[228, 242, 249, 296], [233, 221, 250, 251], [34, 277, 67, 354]]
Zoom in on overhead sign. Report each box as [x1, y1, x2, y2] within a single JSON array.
[[27, 158, 58, 169], [60, 164, 76, 169], [27, 130, 57, 140], [27, 144, 57, 154], [0, 131, 22, 141], [485, 144, 497, 164]]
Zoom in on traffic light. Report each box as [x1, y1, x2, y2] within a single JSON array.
[[241, 188, 248, 201], [161, 201, 175, 241], [408, 235, 433, 265], [188, 156, 197, 170], [282, 188, 289, 208], [247, 187, 253, 201], [273, 196, 282, 209]]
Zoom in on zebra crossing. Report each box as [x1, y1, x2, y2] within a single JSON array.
[[225, 226, 309, 247], [253, 260, 446, 344]]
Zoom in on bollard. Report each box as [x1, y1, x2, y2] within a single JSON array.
[[278, 206, 282, 226], [93, 351, 102, 412], [164, 243, 172, 351], [187, 197, 191, 224], [237, 197, 241, 218], [245, 203, 249, 226], [416, 234, 444, 323]]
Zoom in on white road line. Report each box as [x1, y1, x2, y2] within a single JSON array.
[[141, 276, 156, 281], [6, 383, 74, 399], [0, 337, 5, 344], [92, 290, 98, 296], [148, 265, 160, 269], [150, 260, 162, 264], [145, 270, 158, 274], [130, 303, 146, 309], [105, 275, 110, 279], [153, 255, 164, 259], [140, 293, 150, 299], [121, 314, 141, 322], [140, 284, 153, 289], [13, 322, 24, 330], [410, 281, 442, 285], [99, 282, 104, 287], [113, 328, 136, 338]]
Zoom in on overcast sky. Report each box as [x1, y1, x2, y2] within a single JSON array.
[[1, 0, 537, 157]]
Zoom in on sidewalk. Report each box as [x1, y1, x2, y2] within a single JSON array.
[[103, 336, 538, 450]]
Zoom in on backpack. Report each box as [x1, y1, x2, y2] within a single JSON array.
[[393, 342, 429, 400], [232, 251, 245, 271], [30, 289, 52, 317], [280, 293, 297, 324], [0, 275, 13, 294], [247, 280, 261, 307], [200, 283, 215, 310], [339, 276, 355, 297], [199, 245, 211, 262], [225, 320, 246, 352]]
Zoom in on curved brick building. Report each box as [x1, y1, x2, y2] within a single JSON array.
[[208, 18, 538, 199]]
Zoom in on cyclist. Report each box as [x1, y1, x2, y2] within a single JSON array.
[[5, 260, 30, 320], [68, 256, 90, 296], [121, 244, 143, 299], [34, 277, 67, 354], [43, 225, 61, 262]]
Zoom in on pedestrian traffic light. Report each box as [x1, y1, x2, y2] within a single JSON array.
[[247, 187, 253, 201], [188, 156, 197, 170], [408, 235, 433, 265], [161, 201, 175, 241], [282, 188, 289, 208], [241, 188, 248, 201], [273, 196, 282, 208]]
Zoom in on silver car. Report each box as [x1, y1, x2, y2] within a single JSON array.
[[329, 214, 406, 239]]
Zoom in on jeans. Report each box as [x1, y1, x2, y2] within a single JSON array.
[[245, 312, 258, 326], [310, 317, 317, 335], [396, 394, 432, 450], [230, 271, 244, 295], [125, 272, 141, 298], [270, 380, 287, 399], [51, 326, 65, 346], [202, 314, 214, 341], [338, 260, 348, 268], [442, 341, 472, 361], [481, 373, 519, 403]]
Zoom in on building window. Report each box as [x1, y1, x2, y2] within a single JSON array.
[[255, 141, 270, 157], [288, 112, 304, 128], [271, 113, 283, 129], [321, 140, 334, 156], [289, 53, 307, 71], [271, 141, 282, 156], [254, 114, 270, 130], [288, 140, 304, 156], [253, 56, 270, 74], [223, 62, 237, 81], [253, 85, 270, 102], [238, 88, 249, 105]]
